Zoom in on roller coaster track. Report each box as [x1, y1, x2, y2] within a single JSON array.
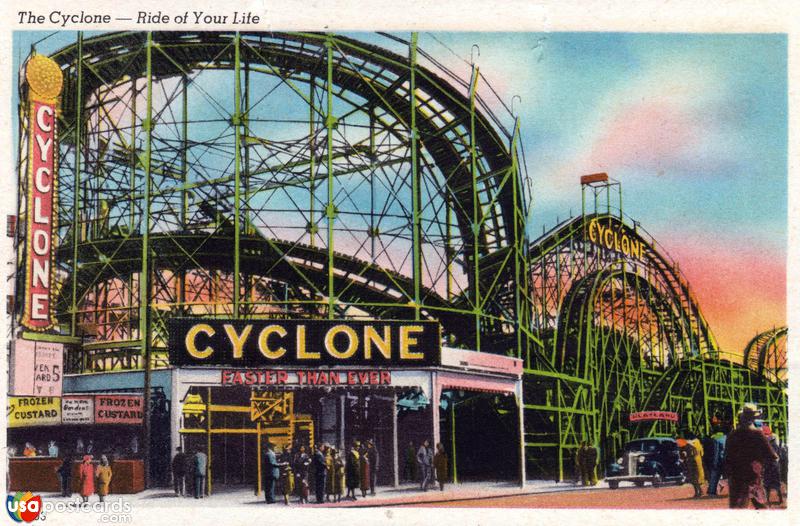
[[49, 31, 521, 258], [530, 212, 719, 361], [743, 326, 788, 385]]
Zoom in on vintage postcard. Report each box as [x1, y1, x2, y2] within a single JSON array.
[[0, 1, 796, 525]]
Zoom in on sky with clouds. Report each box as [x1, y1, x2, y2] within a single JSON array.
[[409, 32, 787, 355], [13, 31, 787, 355]]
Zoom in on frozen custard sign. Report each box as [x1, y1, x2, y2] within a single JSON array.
[[21, 54, 63, 330], [94, 395, 144, 424], [168, 319, 441, 367]]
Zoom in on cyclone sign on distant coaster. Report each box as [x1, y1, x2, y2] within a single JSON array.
[[21, 54, 62, 330]]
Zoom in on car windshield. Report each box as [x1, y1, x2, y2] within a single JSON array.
[[625, 440, 662, 453]]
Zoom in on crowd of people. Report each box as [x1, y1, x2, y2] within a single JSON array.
[[10, 436, 139, 460], [676, 403, 787, 508], [170, 438, 450, 505], [5, 437, 122, 504], [52, 453, 113, 504], [258, 439, 382, 504]]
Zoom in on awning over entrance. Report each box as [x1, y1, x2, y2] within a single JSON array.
[[437, 347, 522, 395], [436, 371, 517, 395]]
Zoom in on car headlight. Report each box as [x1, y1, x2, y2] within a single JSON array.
[[617, 457, 623, 464], [638, 456, 646, 463]]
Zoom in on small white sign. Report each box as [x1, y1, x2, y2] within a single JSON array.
[[33, 343, 63, 396], [10, 340, 63, 396], [62, 396, 94, 424]]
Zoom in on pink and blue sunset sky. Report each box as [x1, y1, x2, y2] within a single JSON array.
[[14, 31, 787, 356]]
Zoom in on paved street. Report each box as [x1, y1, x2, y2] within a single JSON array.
[[35, 480, 788, 510], [414, 482, 789, 510]]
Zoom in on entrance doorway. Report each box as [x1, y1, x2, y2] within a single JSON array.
[[440, 391, 520, 482], [178, 385, 399, 492]]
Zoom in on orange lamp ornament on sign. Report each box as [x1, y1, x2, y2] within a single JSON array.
[[22, 54, 63, 330]]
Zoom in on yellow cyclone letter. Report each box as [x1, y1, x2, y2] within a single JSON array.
[[258, 325, 287, 360], [186, 324, 215, 359], [224, 324, 252, 359]]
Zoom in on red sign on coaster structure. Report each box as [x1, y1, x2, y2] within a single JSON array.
[[629, 411, 679, 423]]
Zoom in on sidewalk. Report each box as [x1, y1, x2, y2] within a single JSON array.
[[38, 479, 607, 508]]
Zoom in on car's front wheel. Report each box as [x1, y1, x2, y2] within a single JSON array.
[[652, 469, 664, 487], [608, 481, 619, 490], [634, 481, 645, 487]]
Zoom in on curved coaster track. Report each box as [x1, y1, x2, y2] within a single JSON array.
[[25, 31, 529, 372], [526, 209, 787, 479]]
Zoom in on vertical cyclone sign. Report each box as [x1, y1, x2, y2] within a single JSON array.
[[21, 55, 63, 330]]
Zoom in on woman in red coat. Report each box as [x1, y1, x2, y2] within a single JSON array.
[[79, 455, 95, 503]]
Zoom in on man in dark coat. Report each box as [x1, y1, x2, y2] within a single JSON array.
[[56, 455, 73, 497], [312, 443, 327, 504], [262, 442, 280, 504], [184, 448, 195, 496], [722, 404, 778, 509], [366, 440, 379, 495], [702, 432, 726, 496], [579, 442, 598, 486], [171, 447, 187, 496]]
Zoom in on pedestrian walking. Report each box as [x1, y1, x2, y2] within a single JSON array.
[[345, 441, 360, 500], [573, 443, 583, 485], [325, 446, 335, 502], [334, 449, 346, 502], [366, 440, 379, 495], [417, 439, 433, 491], [579, 442, 597, 486], [278, 463, 294, 505], [193, 449, 208, 499], [312, 443, 327, 503], [722, 404, 778, 509], [433, 443, 448, 491], [95, 455, 113, 502], [678, 436, 702, 498], [404, 441, 417, 482], [702, 431, 726, 496], [56, 455, 73, 497], [262, 442, 281, 504], [778, 439, 788, 484], [293, 445, 311, 503], [171, 446, 187, 496], [763, 431, 783, 506], [687, 432, 706, 489], [78, 455, 94, 504], [359, 443, 370, 498], [184, 448, 196, 497]]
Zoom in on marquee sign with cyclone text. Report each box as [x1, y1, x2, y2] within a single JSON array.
[[169, 318, 441, 367], [21, 54, 63, 330]]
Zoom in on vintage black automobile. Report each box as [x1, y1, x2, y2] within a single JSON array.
[[605, 437, 686, 489]]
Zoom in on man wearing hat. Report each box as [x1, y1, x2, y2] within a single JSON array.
[[722, 404, 778, 508], [263, 441, 280, 504], [171, 446, 187, 496]]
